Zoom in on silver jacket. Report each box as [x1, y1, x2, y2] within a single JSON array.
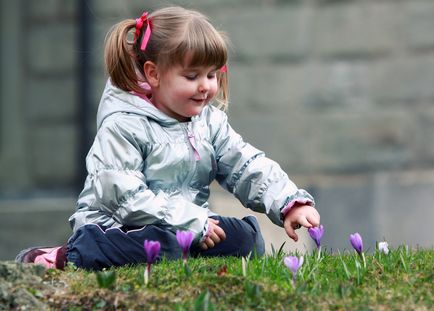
[[69, 80, 315, 240]]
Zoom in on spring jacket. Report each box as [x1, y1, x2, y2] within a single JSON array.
[[69, 80, 315, 240]]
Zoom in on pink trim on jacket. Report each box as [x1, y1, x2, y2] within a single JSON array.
[[281, 198, 314, 217]]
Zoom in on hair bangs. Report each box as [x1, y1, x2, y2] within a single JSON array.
[[164, 17, 227, 70], [185, 23, 227, 69]]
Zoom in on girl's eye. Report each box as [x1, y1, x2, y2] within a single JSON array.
[[185, 74, 197, 80], [184, 71, 216, 80]]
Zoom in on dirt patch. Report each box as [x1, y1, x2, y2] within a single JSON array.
[[0, 261, 54, 310]]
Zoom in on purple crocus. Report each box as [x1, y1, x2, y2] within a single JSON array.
[[143, 240, 160, 285], [349, 233, 363, 256], [284, 256, 304, 282], [144, 240, 160, 264], [176, 230, 194, 261], [308, 225, 324, 249]]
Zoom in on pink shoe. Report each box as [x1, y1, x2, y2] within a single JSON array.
[[15, 245, 67, 269]]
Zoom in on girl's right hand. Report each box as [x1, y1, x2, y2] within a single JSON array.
[[199, 218, 226, 250]]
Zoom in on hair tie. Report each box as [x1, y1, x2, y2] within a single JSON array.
[[134, 11, 152, 51], [220, 64, 228, 73]]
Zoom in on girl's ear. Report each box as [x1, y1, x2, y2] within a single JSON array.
[[143, 61, 160, 88]]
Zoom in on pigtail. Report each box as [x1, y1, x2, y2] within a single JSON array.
[[214, 30, 230, 111], [216, 70, 229, 111], [104, 19, 144, 94]]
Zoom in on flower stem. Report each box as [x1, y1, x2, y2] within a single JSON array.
[[144, 263, 151, 285], [242, 257, 247, 277], [361, 252, 366, 269]]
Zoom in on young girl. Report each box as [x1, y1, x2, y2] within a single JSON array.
[[17, 6, 320, 270]]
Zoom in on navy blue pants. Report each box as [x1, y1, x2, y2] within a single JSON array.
[[67, 215, 265, 270]]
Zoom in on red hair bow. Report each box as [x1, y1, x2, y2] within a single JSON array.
[[134, 11, 151, 51]]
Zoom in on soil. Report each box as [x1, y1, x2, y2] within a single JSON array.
[[0, 261, 54, 310]]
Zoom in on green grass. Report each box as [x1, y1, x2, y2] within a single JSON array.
[[17, 246, 434, 310]]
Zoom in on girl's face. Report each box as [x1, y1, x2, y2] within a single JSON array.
[[151, 61, 219, 122]]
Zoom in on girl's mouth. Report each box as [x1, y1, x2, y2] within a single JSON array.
[[191, 97, 206, 103]]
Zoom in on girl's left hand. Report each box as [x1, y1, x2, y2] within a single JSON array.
[[199, 218, 226, 250], [283, 204, 320, 242]]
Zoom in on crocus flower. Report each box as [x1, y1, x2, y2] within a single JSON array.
[[144, 240, 160, 264], [176, 230, 194, 262], [308, 225, 324, 249], [284, 256, 304, 282], [349, 233, 363, 256], [378, 241, 389, 255], [143, 240, 160, 285]]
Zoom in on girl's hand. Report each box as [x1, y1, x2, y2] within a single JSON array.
[[284, 204, 320, 242], [199, 218, 226, 250]]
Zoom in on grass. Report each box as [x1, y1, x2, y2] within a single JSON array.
[[6, 246, 434, 310]]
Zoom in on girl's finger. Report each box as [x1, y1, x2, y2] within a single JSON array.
[[205, 237, 215, 249], [199, 242, 208, 250], [297, 216, 312, 229], [209, 232, 221, 244], [284, 221, 298, 242], [207, 222, 216, 236], [214, 225, 226, 240], [209, 218, 220, 225], [306, 212, 320, 227]]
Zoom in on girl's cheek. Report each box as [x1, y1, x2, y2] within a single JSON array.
[[211, 82, 218, 93]]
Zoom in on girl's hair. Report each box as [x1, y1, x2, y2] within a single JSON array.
[[104, 6, 229, 109]]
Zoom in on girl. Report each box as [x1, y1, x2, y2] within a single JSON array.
[[17, 6, 320, 270]]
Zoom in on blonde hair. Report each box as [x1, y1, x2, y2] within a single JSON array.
[[104, 6, 229, 109]]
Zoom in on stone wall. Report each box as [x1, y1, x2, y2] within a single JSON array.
[[0, 0, 433, 259]]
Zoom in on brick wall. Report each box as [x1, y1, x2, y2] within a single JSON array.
[[0, 0, 433, 259]]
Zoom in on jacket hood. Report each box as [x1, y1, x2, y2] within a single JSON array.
[[96, 79, 180, 129]]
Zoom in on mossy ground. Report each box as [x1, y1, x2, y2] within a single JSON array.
[[1, 247, 432, 310]]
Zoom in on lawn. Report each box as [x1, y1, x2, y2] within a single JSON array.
[[1, 245, 432, 310]]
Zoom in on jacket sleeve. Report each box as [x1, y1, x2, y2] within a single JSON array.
[[211, 110, 315, 227], [73, 116, 208, 239]]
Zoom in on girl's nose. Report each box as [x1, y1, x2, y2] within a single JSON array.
[[198, 79, 209, 93]]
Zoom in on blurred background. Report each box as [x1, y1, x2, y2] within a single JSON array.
[[1, 0, 433, 260]]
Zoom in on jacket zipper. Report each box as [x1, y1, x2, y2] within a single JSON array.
[[185, 123, 201, 161], [181, 123, 200, 201]]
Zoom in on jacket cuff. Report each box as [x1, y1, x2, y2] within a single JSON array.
[[198, 219, 210, 243], [280, 189, 315, 218]]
